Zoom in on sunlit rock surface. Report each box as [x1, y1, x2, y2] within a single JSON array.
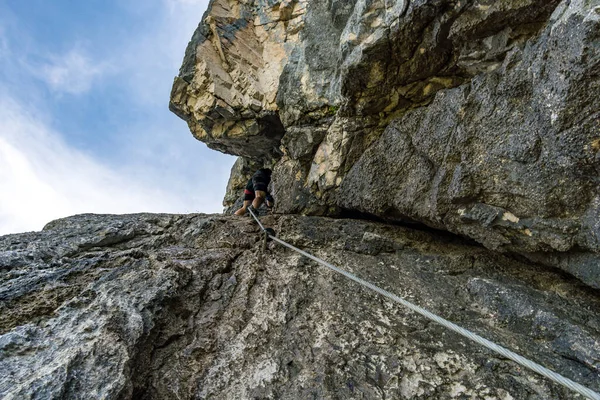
[[171, 0, 600, 288], [1, 213, 599, 399]]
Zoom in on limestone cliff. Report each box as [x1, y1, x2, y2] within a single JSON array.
[[170, 0, 600, 289], [2, 1, 599, 399], [1, 213, 600, 398]]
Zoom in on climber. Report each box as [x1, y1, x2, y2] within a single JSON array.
[[234, 168, 274, 216]]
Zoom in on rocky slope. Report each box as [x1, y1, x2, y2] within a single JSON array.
[[2, 1, 599, 399], [170, 0, 600, 289], [1, 213, 599, 399]]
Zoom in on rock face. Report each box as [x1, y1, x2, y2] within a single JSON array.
[[2, 213, 600, 399], [170, 0, 600, 288], [3, 2, 600, 398], [340, 1, 600, 288]]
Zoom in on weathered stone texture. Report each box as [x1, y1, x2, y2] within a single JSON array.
[[171, 0, 600, 288], [169, 0, 301, 160], [3, 1, 600, 399], [2, 213, 600, 399], [340, 0, 600, 287]]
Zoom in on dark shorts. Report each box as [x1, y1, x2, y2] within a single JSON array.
[[244, 178, 268, 201], [252, 181, 268, 193]]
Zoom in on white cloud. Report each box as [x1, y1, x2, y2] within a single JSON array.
[[0, 98, 195, 235], [36, 48, 109, 95], [0, 0, 236, 236]]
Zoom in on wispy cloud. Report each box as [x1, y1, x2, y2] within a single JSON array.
[[0, 98, 190, 235], [35, 47, 110, 95], [0, 0, 234, 236]]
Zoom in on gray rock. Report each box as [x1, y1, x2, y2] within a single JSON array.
[[1, 213, 599, 399], [170, 1, 600, 290], [340, 1, 600, 287]]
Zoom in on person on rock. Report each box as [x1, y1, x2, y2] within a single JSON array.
[[234, 168, 274, 216]]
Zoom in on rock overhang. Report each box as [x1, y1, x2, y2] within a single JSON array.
[[169, 0, 305, 161], [170, 0, 600, 289]]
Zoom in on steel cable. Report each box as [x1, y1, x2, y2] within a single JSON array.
[[246, 208, 600, 399]]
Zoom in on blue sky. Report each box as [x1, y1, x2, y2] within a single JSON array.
[[0, 0, 235, 235]]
